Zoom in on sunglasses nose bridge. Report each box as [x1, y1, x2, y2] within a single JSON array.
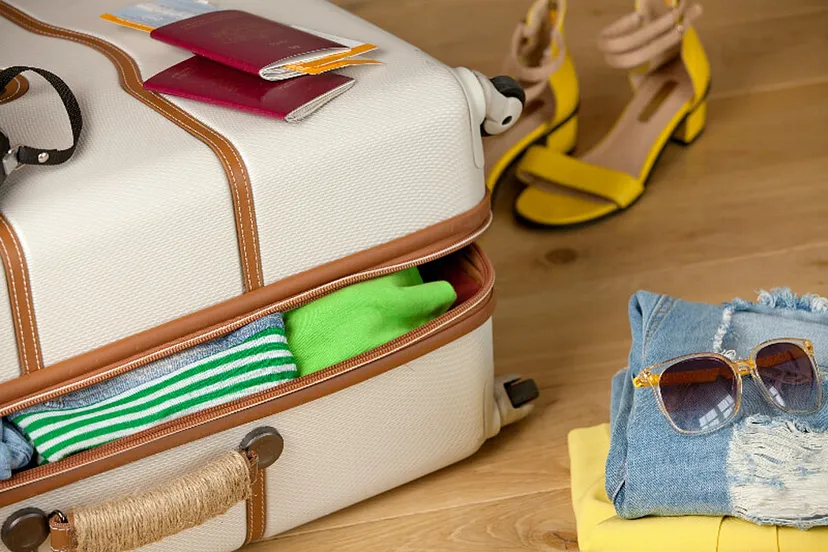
[[735, 360, 753, 376]]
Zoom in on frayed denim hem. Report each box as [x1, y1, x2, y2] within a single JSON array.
[[714, 288, 828, 355], [727, 415, 828, 530]]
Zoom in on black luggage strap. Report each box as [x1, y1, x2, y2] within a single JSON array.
[[0, 66, 82, 185]]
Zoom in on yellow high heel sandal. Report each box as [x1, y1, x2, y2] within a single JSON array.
[[514, 0, 709, 226], [484, 0, 579, 194]]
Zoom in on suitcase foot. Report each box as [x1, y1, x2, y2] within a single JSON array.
[[492, 374, 539, 432]]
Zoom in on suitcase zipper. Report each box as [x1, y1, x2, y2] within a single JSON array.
[[0, 213, 491, 418], [0, 235, 493, 490]]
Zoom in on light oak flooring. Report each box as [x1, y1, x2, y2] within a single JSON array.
[[250, 1, 828, 550]]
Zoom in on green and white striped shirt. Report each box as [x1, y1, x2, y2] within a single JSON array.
[[13, 316, 297, 463]]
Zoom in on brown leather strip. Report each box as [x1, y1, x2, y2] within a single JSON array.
[[246, 464, 266, 544], [0, 2, 263, 292], [0, 214, 43, 374], [0, 282, 494, 508], [0, 73, 28, 104], [0, 192, 490, 409], [49, 515, 74, 552]]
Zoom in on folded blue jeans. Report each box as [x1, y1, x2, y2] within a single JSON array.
[[607, 288, 828, 529], [0, 421, 32, 480]]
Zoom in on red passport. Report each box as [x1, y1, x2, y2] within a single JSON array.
[[144, 56, 354, 122], [150, 10, 349, 81]]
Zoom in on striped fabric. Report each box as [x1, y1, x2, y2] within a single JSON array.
[[12, 321, 297, 463]]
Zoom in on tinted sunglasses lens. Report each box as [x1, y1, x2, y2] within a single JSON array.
[[658, 357, 737, 433], [755, 342, 820, 412]]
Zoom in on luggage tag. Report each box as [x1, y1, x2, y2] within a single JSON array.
[[101, 0, 381, 77]]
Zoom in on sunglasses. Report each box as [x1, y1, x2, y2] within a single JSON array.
[[633, 338, 823, 435]]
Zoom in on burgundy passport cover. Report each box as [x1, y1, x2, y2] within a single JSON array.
[[149, 10, 345, 77], [144, 56, 354, 121]]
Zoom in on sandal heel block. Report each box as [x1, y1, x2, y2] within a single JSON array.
[[671, 98, 707, 146]]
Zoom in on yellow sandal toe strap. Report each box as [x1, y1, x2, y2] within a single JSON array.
[[516, 147, 643, 208]]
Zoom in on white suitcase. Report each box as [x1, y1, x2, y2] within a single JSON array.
[[0, 1, 535, 550]]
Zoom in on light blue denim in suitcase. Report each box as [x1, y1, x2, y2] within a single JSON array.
[[607, 288, 828, 529]]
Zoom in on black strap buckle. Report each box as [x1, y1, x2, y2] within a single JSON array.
[[2, 144, 20, 181], [0, 132, 10, 187]]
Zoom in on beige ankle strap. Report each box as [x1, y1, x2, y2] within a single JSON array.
[[597, 0, 702, 73], [503, 0, 567, 104]]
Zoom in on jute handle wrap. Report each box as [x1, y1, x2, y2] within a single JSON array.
[[50, 451, 254, 552]]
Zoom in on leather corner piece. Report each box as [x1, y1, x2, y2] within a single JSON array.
[[0, 1, 263, 294], [245, 465, 266, 544], [49, 515, 74, 552], [0, 74, 28, 105], [0, 214, 44, 375]]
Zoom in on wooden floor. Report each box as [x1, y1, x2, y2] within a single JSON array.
[[250, 1, 828, 550]]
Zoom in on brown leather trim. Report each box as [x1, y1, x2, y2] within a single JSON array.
[[0, 282, 494, 508], [246, 465, 266, 544], [0, 192, 490, 408], [0, 2, 263, 292], [0, 73, 28, 104], [49, 515, 74, 552], [0, 214, 43, 375]]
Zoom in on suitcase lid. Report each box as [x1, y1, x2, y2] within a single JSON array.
[[0, 0, 488, 383]]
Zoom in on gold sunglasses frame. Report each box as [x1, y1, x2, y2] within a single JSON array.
[[633, 338, 823, 435]]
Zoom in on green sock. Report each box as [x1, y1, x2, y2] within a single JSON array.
[[284, 268, 457, 376]]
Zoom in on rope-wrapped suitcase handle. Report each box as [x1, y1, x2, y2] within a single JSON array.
[[49, 451, 257, 552]]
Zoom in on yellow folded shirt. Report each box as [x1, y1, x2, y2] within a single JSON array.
[[568, 424, 828, 552]]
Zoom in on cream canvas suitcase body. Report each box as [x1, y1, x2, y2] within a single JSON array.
[[0, 1, 537, 550]]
